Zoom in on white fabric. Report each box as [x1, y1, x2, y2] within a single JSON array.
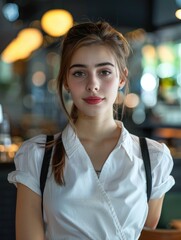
[[8, 122, 175, 240]]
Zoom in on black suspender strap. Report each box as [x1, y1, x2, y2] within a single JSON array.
[[139, 137, 152, 201], [39, 135, 152, 218], [40, 135, 54, 216]]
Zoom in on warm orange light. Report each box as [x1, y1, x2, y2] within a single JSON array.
[[41, 9, 73, 37], [157, 45, 174, 62], [1, 28, 43, 63], [142, 45, 156, 61], [175, 9, 181, 19], [125, 93, 140, 108], [1, 38, 30, 63], [18, 28, 43, 51]]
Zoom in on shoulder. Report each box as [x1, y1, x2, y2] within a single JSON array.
[[8, 134, 49, 194], [123, 130, 175, 196], [14, 134, 48, 171], [119, 122, 173, 166], [131, 134, 173, 176], [17, 134, 47, 157], [130, 134, 171, 158], [144, 137, 171, 160], [128, 133, 173, 173]]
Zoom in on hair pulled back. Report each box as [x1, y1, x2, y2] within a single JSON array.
[[57, 21, 130, 123], [53, 21, 130, 184]]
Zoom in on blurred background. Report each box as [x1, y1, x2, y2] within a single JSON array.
[[0, 0, 181, 239], [1, 0, 181, 145], [0, 0, 181, 143]]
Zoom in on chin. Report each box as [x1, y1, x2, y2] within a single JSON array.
[[79, 110, 102, 118]]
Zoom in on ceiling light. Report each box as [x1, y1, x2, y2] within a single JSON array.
[[2, 3, 19, 22], [1, 28, 43, 63], [41, 9, 73, 37], [175, 9, 181, 19], [18, 28, 43, 51]]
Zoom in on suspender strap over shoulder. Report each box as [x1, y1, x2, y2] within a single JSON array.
[[139, 137, 152, 201], [40, 135, 54, 215], [39, 135, 152, 218]]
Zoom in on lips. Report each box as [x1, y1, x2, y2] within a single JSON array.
[[83, 96, 104, 105]]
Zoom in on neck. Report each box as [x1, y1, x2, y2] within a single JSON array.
[[74, 115, 120, 141]]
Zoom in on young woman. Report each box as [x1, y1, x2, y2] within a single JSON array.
[[8, 21, 175, 240]]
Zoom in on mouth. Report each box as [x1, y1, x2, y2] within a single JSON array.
[[83, 96, 105, 105]]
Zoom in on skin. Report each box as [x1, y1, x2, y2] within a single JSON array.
[[145, 196, 165, 229], [66, 45, 125, 170], [66, 45, 125, 119], [16, 183, 45, 240], [67, 44, 164, 229], [16, 44, 164, 239]]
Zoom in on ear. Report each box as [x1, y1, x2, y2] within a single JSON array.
[[64, 81, 69, 91], [119, 67, 128, 88]]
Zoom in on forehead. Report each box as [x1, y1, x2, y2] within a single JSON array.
[[70, 44, 117, 66]]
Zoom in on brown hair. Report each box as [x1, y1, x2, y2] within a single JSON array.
[[52, 21, 131, 185]]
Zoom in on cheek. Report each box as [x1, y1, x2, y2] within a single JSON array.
[[103, 81, 119, 103], [69, 82, 84, 101], [104, 79, 119, 92], [69, 81, 83, 92]]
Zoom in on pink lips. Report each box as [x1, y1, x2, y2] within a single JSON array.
[[83, 96, 104, 105]]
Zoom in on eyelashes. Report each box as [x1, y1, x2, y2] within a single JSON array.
[[71, 70, 112, 78], [99, 70, 111, 76], [72, 71, 86, 77]]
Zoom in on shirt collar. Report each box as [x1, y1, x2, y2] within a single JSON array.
[[116, 121, 134, 162], [62, 123, 80, 157], [62, 121, 135, 161]]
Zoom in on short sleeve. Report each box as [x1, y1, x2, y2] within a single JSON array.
[[7, 135, 47, 196], [148, 140, 175, 199]]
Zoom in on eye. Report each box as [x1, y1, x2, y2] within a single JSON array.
[[99, 70, 111, 76], [72, 71, 86, 77]]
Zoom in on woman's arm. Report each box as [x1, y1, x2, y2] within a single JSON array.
[[144, 195, 165, 229], [16, 183, 45, 240]]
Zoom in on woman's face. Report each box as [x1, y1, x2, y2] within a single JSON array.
[[66, 44, 125, 118]]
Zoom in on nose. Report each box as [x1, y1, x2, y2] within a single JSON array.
[[86, 74, 100, 92]]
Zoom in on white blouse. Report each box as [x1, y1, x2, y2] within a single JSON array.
[[8, 122, 175, 240]]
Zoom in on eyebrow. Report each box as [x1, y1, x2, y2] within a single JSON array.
[[69, 62, 115, 69]]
